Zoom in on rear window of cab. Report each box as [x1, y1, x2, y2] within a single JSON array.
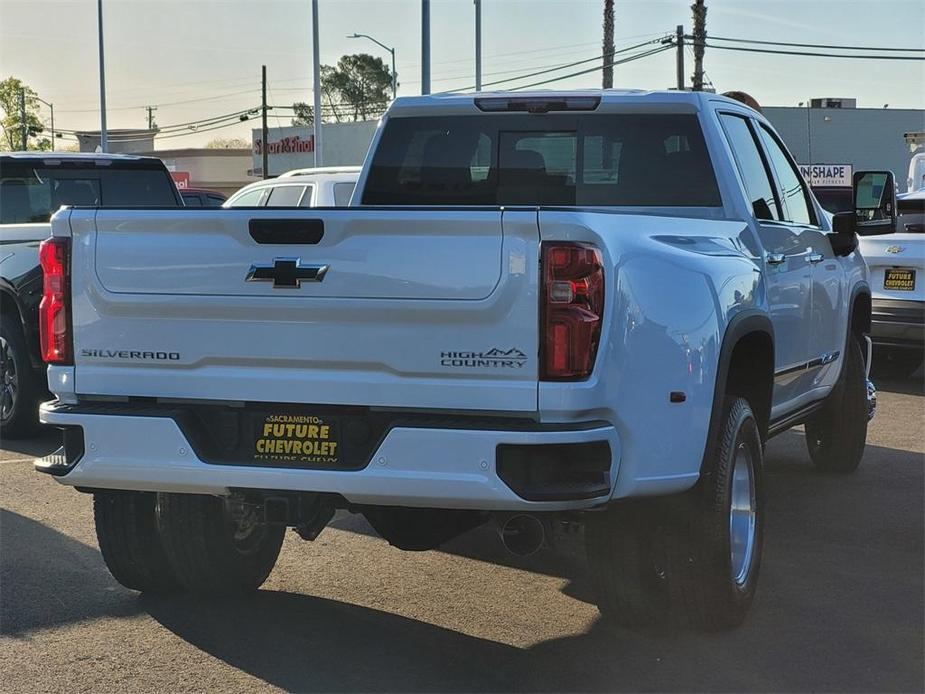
[[0, 163, 178, 223], [362, 113, 721, 207]]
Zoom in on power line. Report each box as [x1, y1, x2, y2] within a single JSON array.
[[690, 41, 925, 61], [509, 45, 673, 91], [438, 37, 669, 94], [705, 35, 925, 53], [53, 108, 259, 137], [55, 88, 259, 114]]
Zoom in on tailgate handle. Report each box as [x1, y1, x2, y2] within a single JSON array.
[[249, 219, 324, 245]]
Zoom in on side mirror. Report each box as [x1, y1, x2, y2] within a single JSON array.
[[853, 170, 896, 235], [830, 211, 858, 256]]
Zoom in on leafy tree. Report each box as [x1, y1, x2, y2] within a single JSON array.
[[205, 137, 250, 149], [0, 76, 49, 150], [291, 102, 314, 127], [321, 54, 394, 122], [290, 53, 393, 126]]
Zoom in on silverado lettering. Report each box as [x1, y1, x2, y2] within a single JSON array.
[[81, 349, 180, 360]]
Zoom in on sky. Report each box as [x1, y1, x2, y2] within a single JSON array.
[[1, 0, 923, 150]]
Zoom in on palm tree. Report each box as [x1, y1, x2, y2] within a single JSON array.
[[602, 0, 614, 89]]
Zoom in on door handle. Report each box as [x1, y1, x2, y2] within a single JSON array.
[[766, 253, 786, 265], [807, 252, 825, 264]]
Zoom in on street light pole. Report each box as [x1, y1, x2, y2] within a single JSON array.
[[474, 0, 482, 91], [348, 33, 397, 101], [312, 0, 323, 166], [421, 0, 430, 95], [36, 97, 55, 151], [97, 0, 108, 152]]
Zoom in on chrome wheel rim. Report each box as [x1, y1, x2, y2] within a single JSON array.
[[0, 336, 17, 423], [730, 443, 757, 586]]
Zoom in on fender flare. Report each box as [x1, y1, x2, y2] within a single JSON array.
[[842, 280, 872, 375], [700, 310, 775, 474]]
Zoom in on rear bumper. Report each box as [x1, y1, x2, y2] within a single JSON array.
[[871, 298, 925, 347], [36, 401, 621, 511]]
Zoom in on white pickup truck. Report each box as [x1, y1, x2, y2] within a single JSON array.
[[35, 90, 885, 631]]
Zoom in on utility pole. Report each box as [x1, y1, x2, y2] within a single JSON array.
[[312, 0, 323, 166], [602, 0, 614, 89], [261, 65, 269, 179], [675, 25, 685, 91], [474, 0, 482, 91], [421, 0, 431, 95], [19, 88, 27, 151], [48, 102, 54, 151], [691, 0, 707, 91], [146, 105, 158, 130], [98, 0, 108, 152]]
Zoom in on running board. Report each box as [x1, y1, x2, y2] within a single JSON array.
[[768, 400, 826, 439]]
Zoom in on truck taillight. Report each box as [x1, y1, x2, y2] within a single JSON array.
[[39, 237, 72, 365], [540, 242, 604, 381]]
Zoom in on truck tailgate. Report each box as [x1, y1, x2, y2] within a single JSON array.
[[67, 207, 540, 412]]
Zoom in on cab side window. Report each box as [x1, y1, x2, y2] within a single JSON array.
[[757, 125, 816, 226], [719, 114, 780, 221]]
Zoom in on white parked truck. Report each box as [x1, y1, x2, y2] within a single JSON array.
[[35, 90, 884, 630]]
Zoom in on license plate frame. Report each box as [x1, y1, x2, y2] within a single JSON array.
[[253, 413, 340, 466], [883, 267, 916, 292]]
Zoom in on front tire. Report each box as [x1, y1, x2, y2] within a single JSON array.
[[805, 337, 868, 474], [156, 493, 285, 594], [94, 491, 182, 593], [0, 314, 42, 439]]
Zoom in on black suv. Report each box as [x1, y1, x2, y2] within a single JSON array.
[[0, 153, 181, 437]]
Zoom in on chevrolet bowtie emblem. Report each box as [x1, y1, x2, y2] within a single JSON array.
[[246, 258, 329, 288], [885, 245, 905, 254]]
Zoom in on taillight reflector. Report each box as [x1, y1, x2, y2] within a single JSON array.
[[39, 237, 72, 365], [540, 242, 604, 380]]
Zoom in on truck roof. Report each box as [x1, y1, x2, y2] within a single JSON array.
[[386, 89, 754, 117], [0, 151, 168, 169]]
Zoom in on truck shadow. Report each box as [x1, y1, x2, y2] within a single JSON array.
[[142, 434, 922, 692], [871, 349, 924, 395], [0, 508, 143, 636], [0, 427, 62, 459], [2, 433, 920, 691]]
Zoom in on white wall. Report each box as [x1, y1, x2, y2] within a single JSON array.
[[252, 121, 378, 176]]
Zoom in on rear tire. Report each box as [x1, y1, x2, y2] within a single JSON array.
[[663, 397, 764, 631], [585, 501, 670, 627], [156, 493, 285, 594], [805, 337, 868, 474], [93, 491, 182, 593], [0, 314, 42, 439]]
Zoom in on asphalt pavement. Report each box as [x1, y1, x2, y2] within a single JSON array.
[[1, 355, 922, 693]]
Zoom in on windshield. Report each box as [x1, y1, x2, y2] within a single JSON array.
[[362, 113, 721, 207], [0, 163, 179, 223]]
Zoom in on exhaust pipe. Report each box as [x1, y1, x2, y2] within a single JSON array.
[[497, 514, 545, 557]]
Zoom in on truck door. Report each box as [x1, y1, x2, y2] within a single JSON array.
[[719, 113, 815, 411], [754, 123, 847, 393]]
